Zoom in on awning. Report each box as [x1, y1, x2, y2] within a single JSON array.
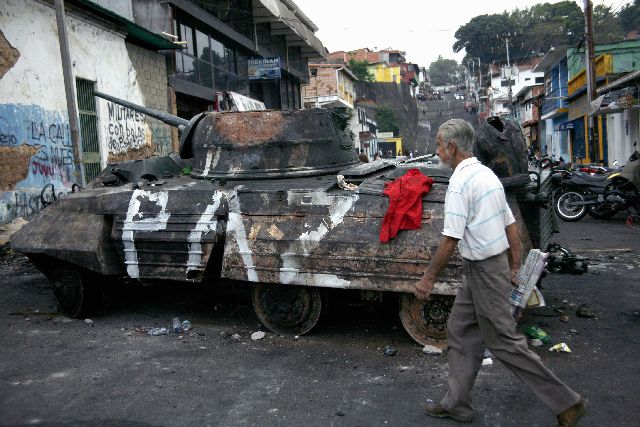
[[253, 0, 327, 59], [68, 0, 179, 50]]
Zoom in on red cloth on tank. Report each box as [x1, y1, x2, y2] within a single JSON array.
[[380, 168, 434, 242]]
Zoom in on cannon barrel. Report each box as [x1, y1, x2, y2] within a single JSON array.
[[94, 91, 189, 128]]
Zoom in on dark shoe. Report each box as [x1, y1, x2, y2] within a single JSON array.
[[557, 397, 588, 427], [424, 400, 473, 423]]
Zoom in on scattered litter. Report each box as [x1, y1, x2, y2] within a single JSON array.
[[251, 331, 266, 341], [549, 343, 571, 353], [178, 335, 183, 340], [84, 319, 94, 325], [148, 327, 168, 336], [383, 345, 397, 357], [569, 329, 579, 334], [559, 315, 569, 323], [482, 358, 493, 366], [524, 326, 550, 344], [576, 303, 597, 318], [171, 317, 181, 333], [580, 237, 592, 241], [530, 339, 543, 347], [483, 349, 493, 359], [337, 175, 358, 191], [231, 333, 241, 340], [181, 320, 191, 332], [294, 335, 300, 340], [335, 411, 345, 417], [562, 299, 569, 304], [423, 345, 443, 355]]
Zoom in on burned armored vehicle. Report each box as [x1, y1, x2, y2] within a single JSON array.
[[11, 94, 552, 345]]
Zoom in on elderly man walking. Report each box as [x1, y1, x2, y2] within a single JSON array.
[[416, 119, 586, 426]]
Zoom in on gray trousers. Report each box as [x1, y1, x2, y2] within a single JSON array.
[[440, 251, 581, 418]]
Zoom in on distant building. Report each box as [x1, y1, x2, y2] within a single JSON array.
[[302, 63, 357, 109], [488, 59, 544, 116]]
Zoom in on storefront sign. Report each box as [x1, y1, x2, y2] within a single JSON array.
[[248, 57, 281, 80]]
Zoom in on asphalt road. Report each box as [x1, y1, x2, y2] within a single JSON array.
[[1, 214, 639, 426]]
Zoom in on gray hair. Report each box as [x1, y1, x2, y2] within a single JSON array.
[[438, 119, 474, 153]]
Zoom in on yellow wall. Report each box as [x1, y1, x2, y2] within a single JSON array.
[[369, 63, 402, 84], [568, 54, 613, 95], [386, 137, 403, 154]]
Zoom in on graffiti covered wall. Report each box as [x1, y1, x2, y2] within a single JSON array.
[[0, 0, 173, 225]]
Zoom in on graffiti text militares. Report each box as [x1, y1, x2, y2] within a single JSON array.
[[106, 101, 146, 154]]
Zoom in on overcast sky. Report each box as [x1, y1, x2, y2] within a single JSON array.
[[293, 0, 632, 68]]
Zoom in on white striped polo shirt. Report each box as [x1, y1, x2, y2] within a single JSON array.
[[442, 157, 516, 261]]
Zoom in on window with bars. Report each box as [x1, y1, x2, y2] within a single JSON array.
[[76, 78, 102, 184]]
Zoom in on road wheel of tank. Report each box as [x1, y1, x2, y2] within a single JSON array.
[[399, 293, 454, 345], [252, 284, 323, 336], [555, 191, 587, 222], [50, 266, 100, 318]]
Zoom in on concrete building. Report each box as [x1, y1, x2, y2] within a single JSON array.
[[0, 0, 177, 225], [566, 39, 640, 165], [302, 63, 357, 109], [534, 47, 571, 161], [514, 84, 544, 151], [130, 0, 327, 115], [488, 60, 544, 117]]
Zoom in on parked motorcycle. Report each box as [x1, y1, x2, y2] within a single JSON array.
[[552, 146, 640, 222]]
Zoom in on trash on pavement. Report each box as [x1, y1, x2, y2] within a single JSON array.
[[483, 349, 493, 358], [171, 317, 181, 333], [569, 328, 579, 334], [530, 338, 543, 347], [251, 331, 266, 341], [482, 358, 493, 366], [524, 325, 551, 344], [181, 320, 191, 332], [576, 303, 597, 318], [148, 327, 168, 336], [231, 333, 241, 340], [549, 343, 571, 353], [383, 345, 397, 357], [559, 315, 569, 323], [423, 345, 443, 355], [84, 318, 94, 325]]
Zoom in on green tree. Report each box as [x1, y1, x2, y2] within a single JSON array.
[[593, 4, 624, 43], [618, 0, 640, 33], [347, 59, 374, 82], [428, 56, 460, 86], [453, 1, 583, 65], [375, 106, 399, 135]]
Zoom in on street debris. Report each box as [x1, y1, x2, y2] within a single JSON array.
[[335, 411, 345, 417], [84, 318, 94, 326], [483, 349, 493, 358], [336, 175, 358, 191], [549, 343, 572, 353], [148, 327, 168, 336], [422, 345, 443, 355], [171, 317, 181, 333], [530, 339, 543, 347], [525, 325, 551, 344], [383, 345, 397, 357], [251, 331, 266, 341], [231, 333, 242, 340], [559, 315, 569, 323], [570, 329, 579, 334], [181, 320, 191, 332], [576, 303, 597, 318], [482, 358, 493, 366]]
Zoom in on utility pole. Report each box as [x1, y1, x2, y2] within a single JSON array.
[[496, 34, 514, 118], [584, 0, 598, 163], [55, 0, 84, 185]]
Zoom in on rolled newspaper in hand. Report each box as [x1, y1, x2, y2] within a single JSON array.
[[510, 249, 548, 319]]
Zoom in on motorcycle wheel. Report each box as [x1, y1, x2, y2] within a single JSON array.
[[587, 205, 617, 219], [555, 191, 587, 221]]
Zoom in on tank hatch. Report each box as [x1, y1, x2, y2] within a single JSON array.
[[188, 108, 359, 180]]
